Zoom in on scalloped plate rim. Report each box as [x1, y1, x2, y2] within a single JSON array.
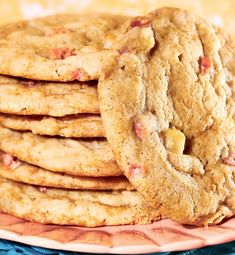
[[0, 214, 235, 254]]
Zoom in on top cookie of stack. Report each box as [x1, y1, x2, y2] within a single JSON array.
[[0, 13, 128, 81]]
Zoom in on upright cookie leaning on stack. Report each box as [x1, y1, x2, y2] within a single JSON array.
[[0, 13, 165, 226], [98, 7, 235, 226]]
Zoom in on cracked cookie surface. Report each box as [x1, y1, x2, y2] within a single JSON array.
[[0, 14, 128, 81], [98, 8, 235, 225]]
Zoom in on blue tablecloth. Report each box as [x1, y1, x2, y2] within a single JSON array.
[[0, 239, 234, 255]]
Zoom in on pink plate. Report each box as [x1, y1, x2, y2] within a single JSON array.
[[0, 212, 234, 254]]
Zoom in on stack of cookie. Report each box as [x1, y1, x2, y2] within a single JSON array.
[[0, 14, 161, 226], [0, 8, 234, 227]]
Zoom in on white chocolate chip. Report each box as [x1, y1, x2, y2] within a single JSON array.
[[164, 128, 186, 154]]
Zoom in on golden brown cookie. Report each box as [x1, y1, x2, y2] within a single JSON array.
[[98, 8, 235, 225], [0, 177, 160, 227], [0, 126, 122, 177], [0, 14, 128, 81], [0, 114, 104, 138], [0, 75, 99, 116], [0, 152, 133, 190]]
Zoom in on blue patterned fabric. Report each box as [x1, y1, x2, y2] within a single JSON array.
[[0, 239, 234, 255]]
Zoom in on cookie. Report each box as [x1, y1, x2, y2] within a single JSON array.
[[0, 126, 122, 177], [0, 14, 127, 81], [0, 75, 99, 116], [0, 114, 104, 138], [98, 8, 235, 225], [0, 152, 133, 190], [0, 177, 160, 227]]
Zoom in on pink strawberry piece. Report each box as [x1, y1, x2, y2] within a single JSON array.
[[71, 69, 83, 80], [118, 48, 132, 55], [39, 187, 47, 193], [47, 47, 76, 60], [10, 160, 21, 169], [134, 120, 144, 140], [1, 153, 21, 169], [199, 56, 211, 75], [223, 152, 235, 166], [71, 68, 90, 81], [22, 80, 37, 87], [46, 27, 73, 36], [130, 17, 151, 28], [2, 153, 13, 167], [129, 164, 143, 178]]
